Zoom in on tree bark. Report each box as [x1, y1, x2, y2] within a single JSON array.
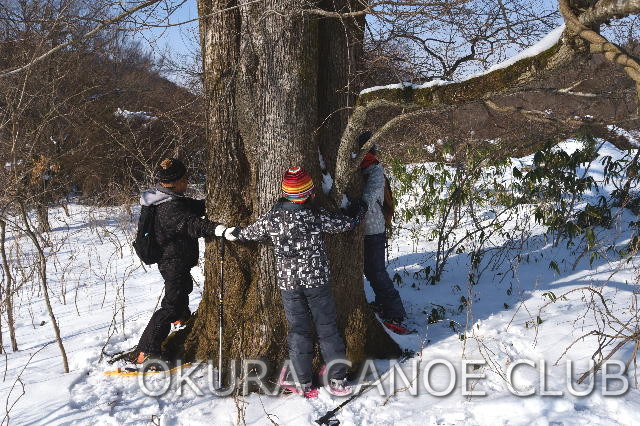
[[315, 1, 397, 361], [36, 203, 51, 234], [185, 0, 640, 380], [578, 0, 640, 29], [184, 0, 400, 375]]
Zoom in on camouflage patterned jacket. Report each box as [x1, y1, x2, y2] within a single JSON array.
[[238, 199, 366, 290]]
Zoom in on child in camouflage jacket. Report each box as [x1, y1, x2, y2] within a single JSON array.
[[226, 166, 366, 396]]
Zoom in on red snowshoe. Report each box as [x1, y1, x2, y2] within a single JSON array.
[[369, 302, 415, 335], [379, 317, 415, 335], [278, 367, 319, 398]]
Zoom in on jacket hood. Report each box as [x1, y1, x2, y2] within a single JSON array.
[[273, 198, 315, 212], [140, 186, 179, 206]]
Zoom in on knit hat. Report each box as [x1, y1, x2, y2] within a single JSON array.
[[157, 158, 187, 183], [358, 130, 376, 155], [282, 166, 314, 203]]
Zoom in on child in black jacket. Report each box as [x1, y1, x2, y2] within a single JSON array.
[[135, 158, 227, 365], [225, 166, 366, 397]]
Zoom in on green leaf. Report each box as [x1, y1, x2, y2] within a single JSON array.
[[512, 167, 522, 179], [549, 260, 560, 275], [586, 228, 596, 249]]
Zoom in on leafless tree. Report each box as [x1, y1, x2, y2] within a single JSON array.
[[363, 0, 559, 83], [188, 0, 640, 377], [0, 0, 207, 371], [2, 0, 640, 384]]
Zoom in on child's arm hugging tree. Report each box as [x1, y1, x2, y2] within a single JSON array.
[[228, 211, 272, 242], [319, 200, 368, 234]]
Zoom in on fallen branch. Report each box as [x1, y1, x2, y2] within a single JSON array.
[[537, 285, 640, 384]]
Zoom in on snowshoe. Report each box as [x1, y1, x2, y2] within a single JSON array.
[[315, 365, 352, 395], [105, 352, 190, 377], [378, 316, 416, 335], [104, 361, 192, 377], [133, 352, 172, 371], [278, 367, 319, 398], [369, 303, 415, 334]]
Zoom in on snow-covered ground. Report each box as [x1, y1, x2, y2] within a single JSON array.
[[1, 140, 639, 425]]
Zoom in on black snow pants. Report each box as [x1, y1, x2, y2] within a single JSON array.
[[137, 261, 193, 354], [280, 285, 347, 384], [364, 233, 407, 320]]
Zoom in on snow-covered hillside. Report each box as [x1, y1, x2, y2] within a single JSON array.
[[1, 139, 639, 425]]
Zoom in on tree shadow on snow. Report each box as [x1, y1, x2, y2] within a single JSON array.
[[378, 220, 637, 354]]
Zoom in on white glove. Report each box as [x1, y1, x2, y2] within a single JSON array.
[[214, 225, 226, 237], [224, 227, 239, 241]]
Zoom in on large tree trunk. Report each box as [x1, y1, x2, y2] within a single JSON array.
[[315, 2, 395, 361], [184, 0, 399, 376]]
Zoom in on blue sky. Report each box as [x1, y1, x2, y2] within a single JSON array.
[[136, 0, 200, 71], [138, 0, 562, 84], [142, 0, 560, 50]]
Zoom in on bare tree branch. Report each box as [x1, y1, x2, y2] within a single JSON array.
[[560, 0, 640, 90], [0, 0, 162, 78], [306, 0, 471, 18], [579, 0, 640, 29]]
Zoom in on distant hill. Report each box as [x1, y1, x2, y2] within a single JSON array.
[[0, 38, 205, 203]]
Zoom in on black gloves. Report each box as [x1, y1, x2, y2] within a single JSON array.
[[344, 198, 368, 223]]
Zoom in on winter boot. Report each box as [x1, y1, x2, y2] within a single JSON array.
[[134, 352, 171, 371], [327, 378, 352, 396], [135, 351, 148, 364]]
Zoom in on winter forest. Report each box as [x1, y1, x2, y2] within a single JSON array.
[[1, 0, 640, 424]]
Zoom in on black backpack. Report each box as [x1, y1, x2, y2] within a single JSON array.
[[133, 205, 161, 265]]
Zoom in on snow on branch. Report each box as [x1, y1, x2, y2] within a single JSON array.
[[332, 26, 572, 200], [359, 25, 566, 97]]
